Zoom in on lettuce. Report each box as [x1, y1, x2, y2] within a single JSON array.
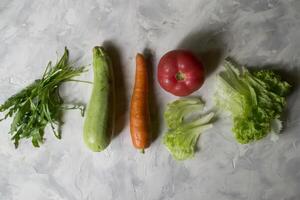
[[164, 98, 204, 129], [163, 98, 214, 160], [214, 59, 291, 144]]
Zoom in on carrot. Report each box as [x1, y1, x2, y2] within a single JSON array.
[[130, 53, 151, 152]]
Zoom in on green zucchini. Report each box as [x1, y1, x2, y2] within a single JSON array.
[[83, 46, 114, 152]]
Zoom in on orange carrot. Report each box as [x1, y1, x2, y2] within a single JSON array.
[[130, 53, 151, 152]]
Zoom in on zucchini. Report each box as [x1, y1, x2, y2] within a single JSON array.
[[83, 46, 114, 152]]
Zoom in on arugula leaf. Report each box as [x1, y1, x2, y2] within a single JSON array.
[[0, 47, 86, 148]]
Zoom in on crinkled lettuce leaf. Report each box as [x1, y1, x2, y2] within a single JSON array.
[[163, 98, 214, 160], [214, 59, 290, 144]]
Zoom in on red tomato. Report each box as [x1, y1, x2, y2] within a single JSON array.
[[157, 50, 205, 96]]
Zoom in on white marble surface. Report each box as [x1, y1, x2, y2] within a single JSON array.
[[0, 0, 300, 199]]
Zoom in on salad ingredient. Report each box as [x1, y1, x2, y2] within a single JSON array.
[[163, 98, 214, 160], [0, 48, 86, 148], [214, 58, 291, 144], [164, 97, 204, 129], [83, 47, 115, 152], [157, 50, 205, 96], [130, 53, 151, 152]]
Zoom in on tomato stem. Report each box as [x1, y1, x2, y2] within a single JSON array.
[[175, 71, 185, 81]]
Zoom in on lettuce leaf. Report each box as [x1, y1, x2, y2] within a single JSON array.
[[163, 98, 214, 160], [214, 59, 291, 144]]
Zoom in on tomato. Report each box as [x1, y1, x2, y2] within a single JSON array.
[[157, 50, 205, 96]]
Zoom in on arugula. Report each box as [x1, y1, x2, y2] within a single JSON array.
[[0, 47, 86, 148]]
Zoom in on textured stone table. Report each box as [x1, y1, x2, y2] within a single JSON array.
[[0, 0, 300, 199]]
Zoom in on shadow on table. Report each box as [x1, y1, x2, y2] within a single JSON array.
[[103, 41, 128, 138], [143, 48, 162, 143], [177, 28, 229, 77]]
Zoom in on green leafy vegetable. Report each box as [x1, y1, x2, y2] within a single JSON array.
[[0, 47, 86, 148], [214, 58, 291, 144], [164, 97, 204, 129], [163, 98, 214, 160]]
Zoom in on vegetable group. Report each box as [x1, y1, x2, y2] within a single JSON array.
[[130, 53, 151, 152], [0, 44, 293, 155], [163, 98, 214, 160], [157, 50, 205, 96], [214, 59, 291, 144], [0, 48, 86, 147], [83, 47, 115, 152]]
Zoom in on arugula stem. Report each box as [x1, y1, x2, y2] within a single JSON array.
[[68, 79, 93, 84]]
